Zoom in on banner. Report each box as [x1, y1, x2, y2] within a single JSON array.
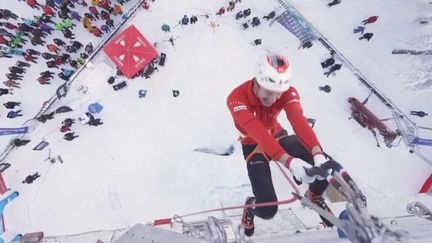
[[276, 9, 317, 44], [33, 141, 49, 151], [412, 137, 432, 146], [0, 127, 28, 136]]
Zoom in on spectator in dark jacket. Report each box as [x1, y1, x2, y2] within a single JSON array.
[[37, 111, 55, 123], [359, 32, 373, 41], [0, 88, 13, 96], [6, 73, 23, 80], [263, 11, 275, 20], [53, 38, 66, 46], [9, 66, 26, 74], [64, 132, 79, 141], [328, 0, 341, 7], [324, 63, 342, 77], [16, 61, 31, 68], [22, 172, 40, 184], [410, 111, 428, 118], [321, 57, 335, 69], [3, 101, 21, 109], [13, 138, 31, 147], [0, 9, 19, 20]]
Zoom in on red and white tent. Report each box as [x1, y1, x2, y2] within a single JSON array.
[[103, 25, 158, 79]]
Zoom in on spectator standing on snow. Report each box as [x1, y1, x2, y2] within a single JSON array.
[[7, 110, 23, 118], [26, 0, 42, 9], [88, 117, 103, 126], [16, 61, 31, 68], [353, 26, 365, 34], [91, 26, 102, 37], [216, 7, 225, 16], [181, 15, 189, 25], [227, 1, 235, 12], [190, 16, 198, 24], [3, 101, 21, 109], [85, 42, 93, 54], [54, 38, 66, 47], [70, 11, 81, 21], [320, 57, 335, 69], [64, 132, 79, 141], [22, 173, 40, 184], [101, 24, 110, 33], [39, 22, 54, 34], [243, 8, 251, 18], [89, 6, 100, 19], [0, 9, 19, 20], [42, 5, 55, 16], [263, 11, 275, 21], [3, 80, 21, 89], [23, 53, 38, 63], [62, 28, 75, 39], [106, 18, 114, 28], [0, 21, 18, 30], [60, 117, 74, 133], [1, 51, 12, 59], [324, 63, 342, 77], [58, 68, 74, 81], [359, 32, 373, 41], [70, 40, 83, 49], [362, 16, 378, 25], [235, 11, 244, 20], [13, 138, 31, 147], [113, 4, 124, 15], [47, 43, 60, 53], [251, 17, 261, 27], [40, 70, 55, 79], [9, 66, 26, 74], [328, 0, 341, 7], [37, 112, 55, 123], [6, 73, 23, 81], [91, 0, 101, 6], [37, 76, 51, 85], [0, 88, 13, 96], [410, 111, 428, 118], [62, 118, 75, 127]]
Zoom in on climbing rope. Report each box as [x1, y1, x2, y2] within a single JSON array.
[[152, 161, 299, 225]]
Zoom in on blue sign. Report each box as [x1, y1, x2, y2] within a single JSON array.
[[33, 141, 49, 151], [276, 9, 317, 43], [0, 127, 28, 136], [412, 137, 432, 146]]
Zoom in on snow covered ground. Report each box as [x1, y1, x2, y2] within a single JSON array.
[[1, 0, 431, 241]]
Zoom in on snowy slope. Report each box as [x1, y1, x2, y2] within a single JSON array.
[[1, 0, 431, 240]]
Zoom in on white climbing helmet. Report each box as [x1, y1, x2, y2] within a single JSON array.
[[255, 53, 292, 92]]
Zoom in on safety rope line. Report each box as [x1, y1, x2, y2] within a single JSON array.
[[153, 161, 299, 225]]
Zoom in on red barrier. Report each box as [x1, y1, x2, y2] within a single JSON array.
[[419, 174, 432, 193], [0, 174, 6, 194], [0, 173, 7, 233]]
